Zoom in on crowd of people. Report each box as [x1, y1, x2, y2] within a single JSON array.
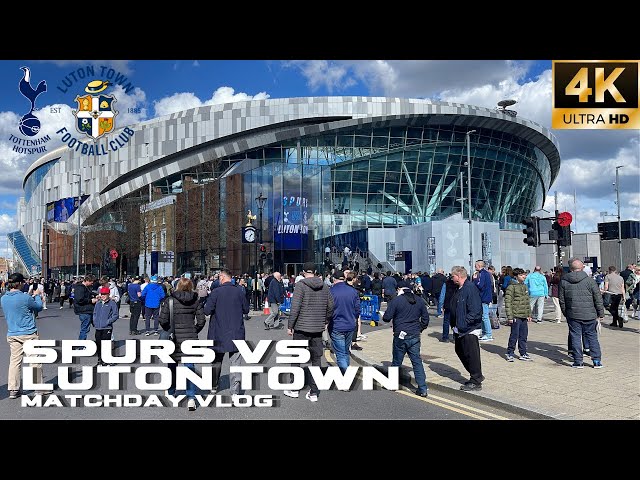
[[1, 258, 638, 408]]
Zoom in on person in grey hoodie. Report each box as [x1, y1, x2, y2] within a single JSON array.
[[283, 262, 334, 402], [559, 258, 605, 369]]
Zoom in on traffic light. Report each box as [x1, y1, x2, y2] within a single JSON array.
[[522, 217, 539, 247], [552, 221, 572, 246], [260, 244, 266, 253]]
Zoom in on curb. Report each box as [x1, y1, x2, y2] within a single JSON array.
[[350, 349, 555, 420]]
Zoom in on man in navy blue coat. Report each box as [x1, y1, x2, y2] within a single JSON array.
[[450, 266, 484, 391], [204, 268, 250, 396]]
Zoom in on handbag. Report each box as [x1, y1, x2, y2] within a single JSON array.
[[122, 292, 130, 304], [489, 304, 500, 329], [159, 298, 175, 342]]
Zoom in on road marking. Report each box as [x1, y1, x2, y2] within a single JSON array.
[[424, 393, 509, 420], [395, 389, 490, 420], [327, 351, 507, 419]]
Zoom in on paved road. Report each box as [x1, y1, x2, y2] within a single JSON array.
[[0, 301, 525, 420]]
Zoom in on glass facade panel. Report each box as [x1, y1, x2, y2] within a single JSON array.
[[25, 160, 59, 203], [201, 122, 554, 242]]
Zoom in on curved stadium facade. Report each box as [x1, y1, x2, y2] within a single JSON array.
[[15, 96, 560, 277]]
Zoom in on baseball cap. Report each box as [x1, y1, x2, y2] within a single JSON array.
[[150, 275, 159, 282], [8, 272, 25, 283], [333, 270, 345, 280], [302, 262, 316, 274], [99, 287, 110, 294]]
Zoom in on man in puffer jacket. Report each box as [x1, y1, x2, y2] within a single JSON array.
[[559, 258, 605, 369], [283, 262, 334, 402], [504, 268, 532, 362]]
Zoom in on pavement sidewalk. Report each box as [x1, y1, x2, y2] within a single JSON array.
[[350, 303, 640, 420]]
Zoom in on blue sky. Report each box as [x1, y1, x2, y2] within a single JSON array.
[[1, 60, 638, 256]]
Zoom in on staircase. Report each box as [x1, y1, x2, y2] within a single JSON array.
[[7, 231, 41, 275], [327, 250, 395, 275]]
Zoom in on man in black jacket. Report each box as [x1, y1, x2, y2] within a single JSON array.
[[431, 269, 447, 317], [73, 275, 98, 342], [383, 280, 430, 397]]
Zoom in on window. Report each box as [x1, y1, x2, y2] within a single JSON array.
[[152, 232, 157, 250], [162, 211, 166, 225], [161, 230, 166, 251]]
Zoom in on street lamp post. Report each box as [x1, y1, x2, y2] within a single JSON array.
[[72, 173, 82, 278], [255, 192, 267, 311], [466, 130, 476, 271], [615, 165, 624, 271]]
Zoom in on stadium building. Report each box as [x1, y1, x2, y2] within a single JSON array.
[[10, 96, 560, 278]]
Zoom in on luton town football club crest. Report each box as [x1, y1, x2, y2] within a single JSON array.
[[73, 81, 118, 140]]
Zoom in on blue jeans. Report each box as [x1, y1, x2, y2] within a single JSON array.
[[391, 333, 427, 394], [567, 318, 601, 364], [507, 317, 528, 356], [530, 296, 545, 322], [437, 286, 446, 316], [330, 330, 354, 373], [78, 313, 92, 340], [481, 303, 492, 338], [167, 362, 197, 399], [442, 310, 451, 340]]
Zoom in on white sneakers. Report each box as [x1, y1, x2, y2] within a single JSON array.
[[283, 390, 318, 402], [187, 399, 196, 411]]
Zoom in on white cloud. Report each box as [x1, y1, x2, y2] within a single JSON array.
[[153, 92, 201, 117], [153, 86, 270, 117], [0, 213, 16, 235], [283, 61, 356, 93], [285, 60, 527, 98], [111, 85, 147, 127]]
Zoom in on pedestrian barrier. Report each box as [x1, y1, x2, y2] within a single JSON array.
[[280, 293, 292, 315], [360, 295, 380, 326]]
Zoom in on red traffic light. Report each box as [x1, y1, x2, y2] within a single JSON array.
[[557, 211, 573, 227], [260, 244, 266, 253]]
